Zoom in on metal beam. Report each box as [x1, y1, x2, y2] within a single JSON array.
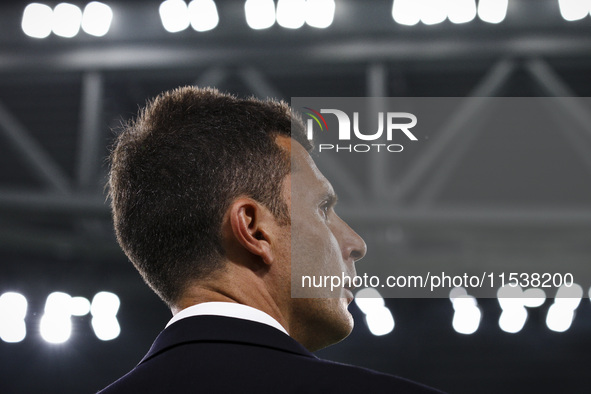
[[0, 224, 121, 257], [0, 100, 70, 194], [77, 71, 104, 190], [195, 66, 228, 89], [392, 59, 516, 202], [1, 189, 590, 228], [526, 59, 591, 178], [338, 205, 591, 228], [0, 189, 108, 218], [526, 59, 591, 133], [239, 67, 284, 100], [366, 63, 389, 200], [1, 34, 591, 73]]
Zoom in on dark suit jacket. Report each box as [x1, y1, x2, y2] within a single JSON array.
[[98, 315, 445, 393]]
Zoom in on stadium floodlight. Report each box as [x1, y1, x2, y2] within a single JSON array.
[[52, 3, 82, 38], [245, 0, 275, 29], [420, 0, 447, 25], [546, 304, 575, 332], [159, 0, 190, 33], [355, 288, 394, 336], [365, 306, 395, 336], [392, 0, 420, 26], [546, 284, 583, 332], [91, 292, 121, 341], [450, 288, 481, 335], [70, 296, 91, 316], [40, 292, 72, 344], [305, 0, 335, 29], [499, 303, 528, 333], [188, 0, 219, 32], [522, 288, 546, 308], [355, 288, 385, 315], [82, 2, 113, 37], [447, 0, 477, 24], [22, 3, 53, 39], [0, 292, 28, 343], [276, 0, 306, 29], [451, 295, 481, 334], [477, 0, 508, 24], [558, 0, 590, 22], [92, 315, 121, 341], [496, 286, 527, 334], [91, 291, 120, 316]]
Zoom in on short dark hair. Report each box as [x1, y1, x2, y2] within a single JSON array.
[[108, 86, 310, 307]]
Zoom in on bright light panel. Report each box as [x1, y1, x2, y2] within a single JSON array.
[[92, 316, 121, 341], [545, 284, 583, 332], [306, 0, 335, 29], [554, 283, 583, 310], [558, 0, 590, 22], [188, 0, 219, 32], [245, 0, 275, 29], [277, 0, 306, 29], [452, 307, 481, 335], [0, 292, 27, 319], [45, 292, 72, 314], [0, 292, 28, 343], [91, 292, 121, 340], [355, 288, 385, 315], [22, 3, 53, 39], [52, 3, 82, 38], [82, 2, 113, 37], [522, 288, 546, 308], [477, 0, 508, 24], [160, 0, 190, 33], [392, 0, 420, 26], [497, 284, 523, 297], [499, 306, 527, 333], [449, 286, 467, 302], [70, 296, 91, 316], [0, 320, 27, 343], [40, 314, 72, 344], [91, 291, 120, 316], [451, 294, 481, 335], [41, 292, 73, 344], [365, 306, 395, 336], [447, 0, 476, 24], [420, 0, 447, 25], [546, 304, 575, 332]]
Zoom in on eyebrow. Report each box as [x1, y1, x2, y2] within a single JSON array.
[[322, 191, 338, 207]]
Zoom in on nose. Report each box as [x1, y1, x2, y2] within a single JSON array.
[[336, 215, 367, 263]]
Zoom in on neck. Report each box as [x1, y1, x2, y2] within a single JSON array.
[[172, 269, 290, 335]]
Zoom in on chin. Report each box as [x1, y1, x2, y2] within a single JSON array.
[[313, 298, 355, 351], [337, 298, 355, 338], [292, 297, 355, 351]]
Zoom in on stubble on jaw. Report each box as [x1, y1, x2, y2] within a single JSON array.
[[277, 136, 355, 352]]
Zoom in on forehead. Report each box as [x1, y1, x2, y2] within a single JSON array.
[[276, 136, 334, 196]]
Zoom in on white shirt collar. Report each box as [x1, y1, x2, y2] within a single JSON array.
[[166, 301, 289, 336]]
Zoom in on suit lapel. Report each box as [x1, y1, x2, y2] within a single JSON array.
[[139, 315, 316, 365]]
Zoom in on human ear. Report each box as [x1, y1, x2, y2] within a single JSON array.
[[228, 198, 274, 265]]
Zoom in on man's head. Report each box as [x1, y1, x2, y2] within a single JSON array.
[[109, 86, 310, 307], [109, 86, 366, 351], [281, 136, 367, 350]]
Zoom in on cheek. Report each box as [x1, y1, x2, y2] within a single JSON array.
[[292, 218, 343, 276]]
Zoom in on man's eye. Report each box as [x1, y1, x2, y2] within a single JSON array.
[[320, 203, 330, 218]]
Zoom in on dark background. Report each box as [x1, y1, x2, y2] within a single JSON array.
[[1, 1, 591, 393]]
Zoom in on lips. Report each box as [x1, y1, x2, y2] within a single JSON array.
[[343, 288, 354, 304]]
